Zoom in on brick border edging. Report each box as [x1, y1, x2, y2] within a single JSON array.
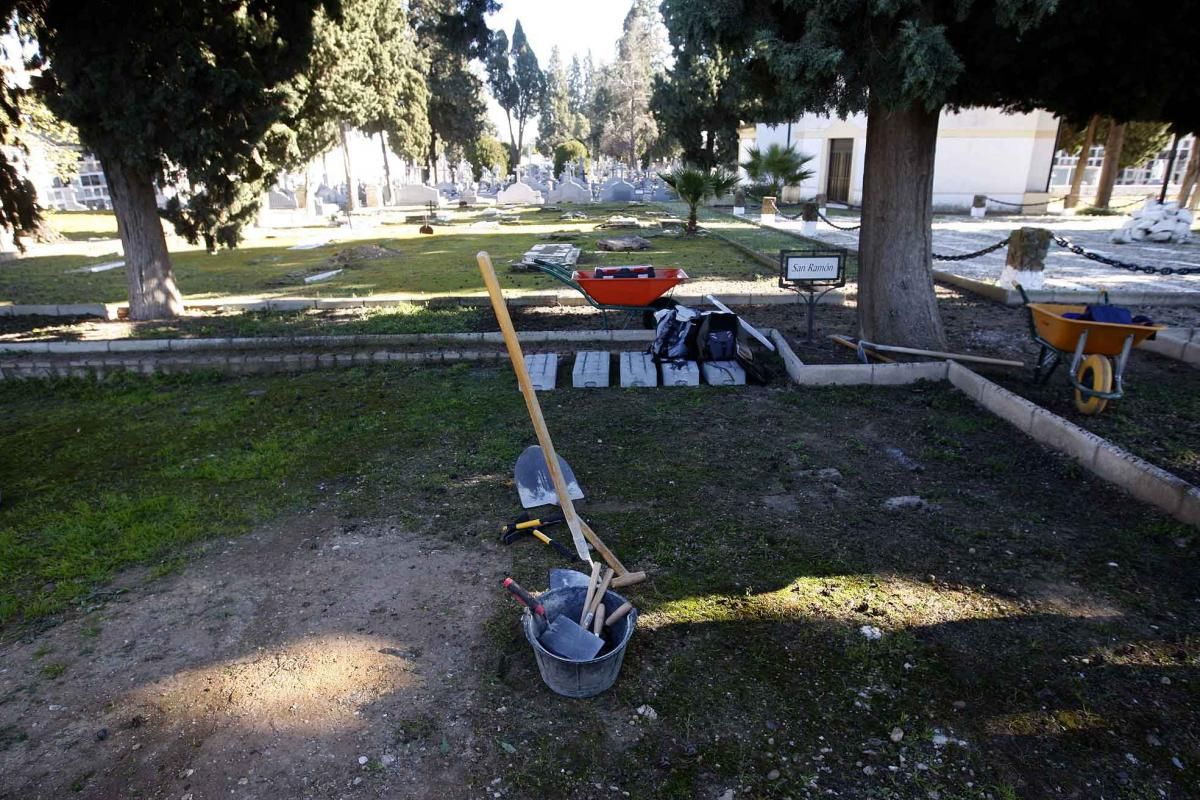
[[945, 361, 1199, 527], [768, 329, 1198, 526]]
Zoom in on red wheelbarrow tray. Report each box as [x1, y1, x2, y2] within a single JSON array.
[[570, 267, 689, 307]]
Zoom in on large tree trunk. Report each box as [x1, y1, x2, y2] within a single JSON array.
[[378, 131, 392, 204], [857, 98, 946, 350], [104, 159, 182, 321], [1064, 115, 1098, 210], [1177, 141, 1199, 207], [340, 122, 355, 215], [1093, 121, 1126, 208], [426, 130, 439, 185]]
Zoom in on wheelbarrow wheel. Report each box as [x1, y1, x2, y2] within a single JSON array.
[[642, 297, 678, 329], [1073, 354, 1113, 415]]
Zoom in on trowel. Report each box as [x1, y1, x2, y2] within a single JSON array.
[[549, 568, 592, 590], [503, 578, 603, 661], [514, 445, 584, 509]]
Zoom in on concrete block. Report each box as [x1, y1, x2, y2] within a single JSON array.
[[702, 360, 746, 386], [974, 379, 1035, 434], [792, 364, 874, 386], [109, 339, 166, 353], [1180, 487, 1200, 528], [268, 298, 316, 312], [0, 341, 50, 354], [51, 340, 110, 354], [1181, 342, 1200, 367], [11, 304, 59, 316], [871, 361, 947, 385], [619, 352, 657, 387], [352, 352, 372, 364], [660, 360, 700, 386], [525, 352, 559, 390], [1091, 444, 1192, 518], [315, 298, 365, 309], [572, 351, 610, 388], [946, 361, 986, 402], [1028, 408, 1104, 466], [55, 303, 108, 318], [1139, 334, 1187, 361]]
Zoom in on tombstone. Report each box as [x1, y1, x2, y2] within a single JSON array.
[[394, 184, 442, 206], [363, 184, 383, 208], [601, 179, 636, 203], [267, 188, 298, 210], [761, 196, 777, 224], [497, 181, 544, 205], [548, 179, 591, 204]]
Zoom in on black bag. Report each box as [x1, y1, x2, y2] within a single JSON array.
[[649, 307, 700, 363], [694, 312, 740, 361]]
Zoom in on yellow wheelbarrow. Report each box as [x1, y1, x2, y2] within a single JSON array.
[[1018, 286, 1164, 414]]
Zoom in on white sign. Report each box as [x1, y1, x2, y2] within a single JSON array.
[[785, 255, 841, 281]]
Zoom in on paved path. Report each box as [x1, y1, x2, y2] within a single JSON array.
[[761, 211, 1200, 298]]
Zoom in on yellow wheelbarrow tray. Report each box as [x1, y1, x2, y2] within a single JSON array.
[[1017, 285, 1165, 414]]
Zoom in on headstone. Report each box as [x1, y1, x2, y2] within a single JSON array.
[[548, 179, 591, 204], [619, 352, 658, 387], [267, 189, 298, 210], [600, 180, 636, 203], [702, 360, 746, 386], [524, 353, 558, 391], [597, 235, 652, 252], [997, 226, 1052, 290], [520, 243, 581, 268], [572, 351, 611, 388], [363, 184, 382, 208], [394, 184, 441, 206], [661, 361, 700, 387], [497, 181, 544, 205]]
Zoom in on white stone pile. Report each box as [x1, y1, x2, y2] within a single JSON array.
[[1110, 200, 1194, 244]]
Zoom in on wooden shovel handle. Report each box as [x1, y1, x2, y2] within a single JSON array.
[[477, 251, 591, 564], [610, 571, 647, 589], [580, 561, 601, 625]]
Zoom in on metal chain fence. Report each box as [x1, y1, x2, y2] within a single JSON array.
[[931, 239, 1010, 261], [1051, 235, 1199, 276], [817, 211, 862, 231]]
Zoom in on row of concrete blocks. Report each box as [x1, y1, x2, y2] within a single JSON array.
[[0, 290, 807, 320], [0, 350, 511, 380], [0, 329, 659, 356], [523, 351, 746, 389]]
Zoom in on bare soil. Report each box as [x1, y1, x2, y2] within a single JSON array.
[[0, 511, 510, 799]]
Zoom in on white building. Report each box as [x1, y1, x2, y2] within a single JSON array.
[[741, 107, 1061, 211]]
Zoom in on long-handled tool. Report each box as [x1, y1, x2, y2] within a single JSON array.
[[499, 512, 565, 538], [478, 251, 646, 587], [501, 525, 582, 562]]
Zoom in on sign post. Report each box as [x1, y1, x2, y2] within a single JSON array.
[[778, 248, 847, 342]]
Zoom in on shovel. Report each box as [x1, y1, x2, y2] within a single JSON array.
[[503, 578, 603, 661], [515, 445, 584, 509]]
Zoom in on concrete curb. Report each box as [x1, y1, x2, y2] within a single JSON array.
[[932, 270, 1200, 308], [0, 329, 660, 356], [947, 361, 1199, 527], [771, 330, 948, 386], [1138, 327, 1199, 367]]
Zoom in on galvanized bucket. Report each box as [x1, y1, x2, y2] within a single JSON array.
[[521, 585, 637, 699]]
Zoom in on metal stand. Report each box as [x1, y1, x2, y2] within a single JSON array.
[[796, 286, 838, 342]]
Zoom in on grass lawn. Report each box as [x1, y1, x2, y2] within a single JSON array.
[[1, 366, 1196, 797], [0, 205, 779, 305]]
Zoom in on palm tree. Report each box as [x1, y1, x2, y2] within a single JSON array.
[[659, 165, 740, 233], [741, 144, 814, 198]]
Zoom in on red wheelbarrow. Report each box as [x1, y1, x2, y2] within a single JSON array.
[[529, 259, 688, 328]]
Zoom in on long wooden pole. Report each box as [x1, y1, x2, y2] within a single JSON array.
[[477, 252, 643, 587]]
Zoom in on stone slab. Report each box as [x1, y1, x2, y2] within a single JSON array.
[[619, 352, 657, 387], [572, 350, 610, 388], [524, 352, 558, 391], [660, 360, 700, 386]]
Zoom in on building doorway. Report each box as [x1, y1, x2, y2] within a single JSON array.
[[826, 139, 853, 203]]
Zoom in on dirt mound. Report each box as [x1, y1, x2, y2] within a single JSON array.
[[328, 244, 399, 267]]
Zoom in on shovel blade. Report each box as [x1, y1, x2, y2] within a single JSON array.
[[539, 615, 604, 661], [549, 568, 592, 591], [515, 445, 584, 509]]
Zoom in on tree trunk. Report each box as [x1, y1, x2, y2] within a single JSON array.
[[857, 98, 946, 350], [378, 131, 392, 205], [1064, 115, 1098, 210], [104, 159, 182, 321], [427, 130, 439, 185], [1177, 140, 1199, 207], [340, 122, 355, 215], [1093, 121, 1126, 208]]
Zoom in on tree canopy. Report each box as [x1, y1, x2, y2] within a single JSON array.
[[486, 21, 545, 168]]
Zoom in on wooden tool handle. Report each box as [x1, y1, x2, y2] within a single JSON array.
[[605, 601, 634, 627], [477, 251, 591, 564], [580, 561, 601, 625], [592, 604, 606, 635], [610, 571, 647, 589], [587, 568, 614, 618]]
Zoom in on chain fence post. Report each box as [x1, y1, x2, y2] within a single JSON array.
[[971, 194, 987, 219], [998, 227, 1051, 289]]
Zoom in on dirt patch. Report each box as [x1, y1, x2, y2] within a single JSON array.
[[327, 244, 400, 267], [0, 512, 510, 799]]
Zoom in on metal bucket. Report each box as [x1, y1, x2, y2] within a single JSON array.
[[521, 585, 638, 699]]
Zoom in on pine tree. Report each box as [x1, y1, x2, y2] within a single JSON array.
[[485, 21, 545, 168], [599, 0, 667, 168], [31, 0, 329, 319]]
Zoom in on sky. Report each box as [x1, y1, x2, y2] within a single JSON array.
[[483, 0, 632, 150]]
